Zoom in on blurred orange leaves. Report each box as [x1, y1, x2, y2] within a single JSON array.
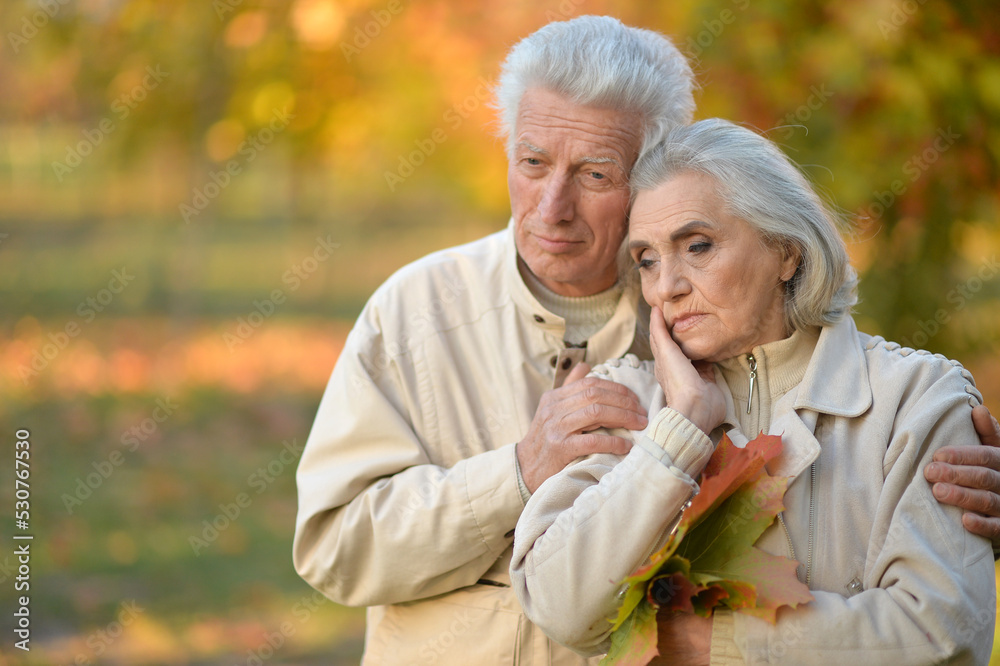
[[2, 316, 348, 402]]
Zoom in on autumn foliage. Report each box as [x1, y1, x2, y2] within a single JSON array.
[[602, 433, 813, 666]]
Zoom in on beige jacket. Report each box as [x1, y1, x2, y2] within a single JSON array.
[[511, 317, 995, 664], [293, 224, 643, 665]]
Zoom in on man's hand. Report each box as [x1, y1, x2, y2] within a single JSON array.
[[516, 361, 648, 493], [648, 611, 712, 666], [924, 404, 1000, 546]]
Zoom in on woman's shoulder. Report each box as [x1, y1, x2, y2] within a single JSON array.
[[859, 333, 981, 408]]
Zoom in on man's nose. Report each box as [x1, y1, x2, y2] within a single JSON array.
[[537, 175, 575, 224]]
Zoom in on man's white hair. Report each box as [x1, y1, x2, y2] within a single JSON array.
[[494, 15, 696, 159]]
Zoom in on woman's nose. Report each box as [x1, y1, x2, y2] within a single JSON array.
[[656, 261, 690, 301]]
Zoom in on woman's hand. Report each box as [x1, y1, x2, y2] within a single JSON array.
[[650, 305, 726, 435]]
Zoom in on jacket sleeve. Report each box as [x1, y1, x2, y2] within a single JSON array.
[[711, 362, 996, 665], [510, 397, 715, 655], [292, 297, 525, 607]]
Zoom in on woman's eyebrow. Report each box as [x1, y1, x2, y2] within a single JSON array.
[[669, 220, 712, 242]]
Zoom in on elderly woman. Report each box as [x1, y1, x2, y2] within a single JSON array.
[[509, 119, 995, 664]]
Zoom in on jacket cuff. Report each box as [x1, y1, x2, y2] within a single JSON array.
[[709, 610, 743, 665], [637, 407, 714, 478], [514, 447, 532, 506], [462, 443, 526, 553]]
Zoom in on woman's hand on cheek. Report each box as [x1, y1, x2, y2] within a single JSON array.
[[650, 306, 726, 435]]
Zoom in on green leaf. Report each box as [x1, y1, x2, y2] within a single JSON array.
[[680, 433, 784, 534], [678, 470, 789, 571], [602, 600, 659, 666]]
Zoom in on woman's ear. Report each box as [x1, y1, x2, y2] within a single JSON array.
[[779, 244, 802, 283]]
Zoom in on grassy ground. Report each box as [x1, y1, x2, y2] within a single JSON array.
[[2, 304, 998, 664], [1, 318, 366, 664]]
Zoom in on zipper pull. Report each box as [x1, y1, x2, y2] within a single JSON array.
[[746, 354, 757, 415]]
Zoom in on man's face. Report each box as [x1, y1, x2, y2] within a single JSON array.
[[508, 87, 642, 297]]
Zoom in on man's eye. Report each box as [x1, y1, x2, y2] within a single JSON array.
[[589, 171, 606, 180], [525, 158, 541, 166]]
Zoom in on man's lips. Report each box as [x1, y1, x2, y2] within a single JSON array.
[[532, 233, 583, 253], [670, 313, 706, 333]]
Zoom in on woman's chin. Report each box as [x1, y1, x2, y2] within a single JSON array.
[[675, 337, 738, 364], [674, 337, 711, 362]]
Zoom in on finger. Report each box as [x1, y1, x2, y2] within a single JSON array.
[[972, 404, 1000, 448], [649, 307, 698, 375], [924, 462, 1000, 494], [563, 360, 592, 386], [649, 305, 671, 349], [960, 512, 1000, 544], [930, 446, 1000, 472], [563, 402, 650, 434], [566, 432, 632, 458], [559, 377, 647, 414], [930, 481, 1000, 517]]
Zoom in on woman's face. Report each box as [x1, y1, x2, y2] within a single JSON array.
[[628, 171, 799, 363]]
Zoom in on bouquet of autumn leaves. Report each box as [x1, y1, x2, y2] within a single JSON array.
[[601, 433, 814, 665]]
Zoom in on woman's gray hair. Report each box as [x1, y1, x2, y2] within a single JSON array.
[[631, 119, 857, 331], [494, 15, 696, 158]]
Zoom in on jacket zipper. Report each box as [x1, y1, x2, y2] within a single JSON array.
[[748, 352, 816, 586], [777, 512, 797, 572], [636, 489, 696, 578], [807, 461, 817, 588], [777, 462, 817, 586]]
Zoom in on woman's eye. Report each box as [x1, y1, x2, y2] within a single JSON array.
[[688, 241, 711, 254], [635, 257, 655, 270]]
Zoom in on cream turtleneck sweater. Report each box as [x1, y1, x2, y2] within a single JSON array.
[[716, 327, 820, 437], [519, 260, 624, 345]]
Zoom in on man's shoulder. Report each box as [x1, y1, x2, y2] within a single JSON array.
[[365, 227, 512, 333], [385, 227, 509, 288]]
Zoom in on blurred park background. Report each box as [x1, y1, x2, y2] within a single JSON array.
[[1, 0, 999, 663]]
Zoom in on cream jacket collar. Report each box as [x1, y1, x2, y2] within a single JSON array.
[[714, 316, 873, 482]]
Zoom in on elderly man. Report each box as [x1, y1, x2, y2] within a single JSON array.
[[293, 15, 1000, 665]]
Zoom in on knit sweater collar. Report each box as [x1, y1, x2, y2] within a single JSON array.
[[518, 258, 624, 345], [716, 326, 820, 436]]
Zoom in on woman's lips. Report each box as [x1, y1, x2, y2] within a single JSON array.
[[670, 313, 706, 333]]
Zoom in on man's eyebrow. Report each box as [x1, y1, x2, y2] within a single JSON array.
[[518, 141, 548, 155], [516, 142, 623, 170], [581, 156, 620, 167]]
